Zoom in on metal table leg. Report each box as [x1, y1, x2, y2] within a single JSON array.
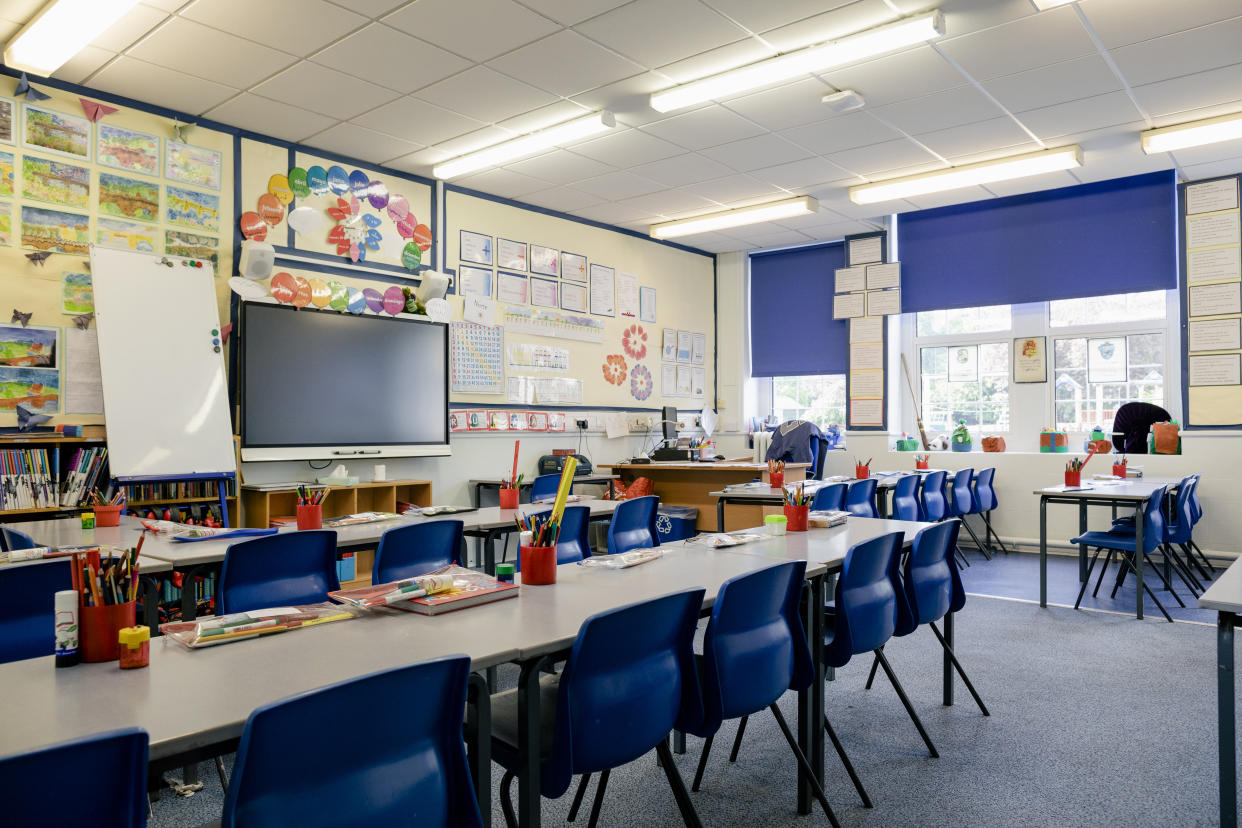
[[1078, 501, 1088, 583], [518, 656, 551, 828], [1134, 504, 1144, 621], [467, 672, 492, 828], [1040, 497, 1048, 608], [795, 573, 825, 815], [1218, 611, 1237, 828], [717, 498, 726, 533]]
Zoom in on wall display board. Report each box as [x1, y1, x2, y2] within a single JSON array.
[[445, 188, 713, 410], [843, 231, 889, 430], [1181, 175, 1242, 427]]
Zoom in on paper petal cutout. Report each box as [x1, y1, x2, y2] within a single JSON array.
[[362, 213, 382, 228], [79, 98, 118, 122]]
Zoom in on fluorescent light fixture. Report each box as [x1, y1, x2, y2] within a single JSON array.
[[650, 11, 944, 113], [1141, 111, 1242, 154], [433, 111, 615, 179], [4, 0, 142, 76], [650, 196, 818, 239], [849, 146, 1082, 205], [1031, 0, 1079, 9]]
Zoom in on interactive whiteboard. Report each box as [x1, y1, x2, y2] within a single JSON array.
[[89, 246, 236, 479]]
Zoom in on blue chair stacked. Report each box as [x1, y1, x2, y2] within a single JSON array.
[[373, 520, 464, 584], [918, 470, 968, 569], [217, 530, 341, 614], [890, 474, 921, 521], [1106, 477, 1203, 600], [0, 728, 149, 827], [519, 505, 592, 571], [945, 468, 991, 561], [971, 468, 1010, 554], [490, 589, 706, 828], [531, 473, 570, 502], [684, 561, 842, 826], [844, 478, 878, 518], [810, 482, 847, 512], [1072, 485, 1176, 621], [607, 495, 659, 555], [0, 558, 72, 664], [1185, 474, 1213, 575], [222, 656, 481, 827]]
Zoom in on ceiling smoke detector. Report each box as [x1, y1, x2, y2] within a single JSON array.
[[822, 90, 866, 113]]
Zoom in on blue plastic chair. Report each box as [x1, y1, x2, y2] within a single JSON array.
[[1072, 485, 1174, 621], [824, 532, 939, 759], [890, 475, 920, 521], [0, 558, 73, 664], [520, 505, 591, 571], [1, 526, 35, 552], [684, 561, 851, 822], [1108, 477, 1203, 598], [607, 495, 659, 555], [810, 482, 847, 512], [808, 435, 828, 480], [1180, 475, 1214, 577], [0, 727, 148, 826], [531, 473, 571, 502], [918, 470, 948, 522], [971, 468, 1010, 554], [844, 478, 877, 518], [217, 530, 341, 615], [372, 520, 463, 584], [490, 589, 706, 827], [222, 656, 481, 827], [946, 468, 990, 560]]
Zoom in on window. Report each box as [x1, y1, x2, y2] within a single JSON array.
[[919, 343, 1010, 434], [1053, 333, 1165, 431], [916, 305, 1011, 337], [771, 375, 846, 430], [1049, 290, 1165, 327]]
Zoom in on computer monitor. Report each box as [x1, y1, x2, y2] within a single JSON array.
[[662, 406, 678, 443]]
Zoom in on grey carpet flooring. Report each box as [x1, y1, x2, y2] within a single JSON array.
[[149, 579, 1234, 827]]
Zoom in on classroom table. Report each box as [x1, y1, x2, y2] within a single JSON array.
[[1199, 555, 1242, 828], [710, 473, 912, 529], [1, 552, 171, 634], [469, 474, 618, 507], [1033, 477, 1181, 620]]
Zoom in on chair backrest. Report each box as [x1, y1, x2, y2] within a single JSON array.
[[1163, 477, 1196, 545], [973, 467, 998, 512], [919, 470, 948, 522], [1140, 486, 1168, 557], [0, 727, 148, 827], [373, 520, 463, 584], [531, 474, 570, 502], [545, 588, 704, 795], [844, 478, 877, 518], [524, 505, 591, 567], [1188, 474, 1203, 525], [1, 526, 36, 553], [823, 532, 904, 668], [808, 435, 828, 480], [810, 482, 846, 512], [222, 656, 480, 828], [607, 495, 659, 555], [904, 520, 965, 626], [890, 474, 920, 521], [218, 530, 341, 615], [948, 468, 975, 517], [0, 559, 72, 663]]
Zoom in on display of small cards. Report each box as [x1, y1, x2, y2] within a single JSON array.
[[488, 411, 509, 430], [530, 244, 558, 276], [498, 237, 527, 270]]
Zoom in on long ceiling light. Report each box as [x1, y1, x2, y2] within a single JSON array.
[[4, 0, 142, 76], [433, 111, 615, 179], [651, 196, 818, 239], [1141, 111, 1242, 154], [650, 11, 944, 114], [849, 146, 1082, 205]]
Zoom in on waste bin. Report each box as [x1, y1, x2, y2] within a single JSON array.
[[656, 506, 698, 544]]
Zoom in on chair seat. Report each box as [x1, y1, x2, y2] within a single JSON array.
[[1070, 530, 1138, 552], [491, 674, 560, 763]]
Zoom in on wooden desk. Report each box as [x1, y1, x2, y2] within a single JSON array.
[[600, 461, 807, 531]]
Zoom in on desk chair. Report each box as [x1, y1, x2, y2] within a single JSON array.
[[1185, 474, 1214, 577], [607, 495, 659, 556], [217, 530, 340, 615], [890, 475, 920, 521], [0, 727, 148, 827], [372, 520, 463, 584], [918, 471, 967, 569], [1107, 477, 1203, 598], [490, 589, 706, 828], [945, 469, 991, 560], [521, 505, 591, 569], [844, 478, 878, 518], [1072, 486, 1175, 622], [221, 656, 480, 827], [1, 526, 35, 552], [685, 561, 842, 826], [971, 468, 1009, 554], [0, 558, 72, 663], [810, 482, 847, 512], [531, 473, 571, 502]]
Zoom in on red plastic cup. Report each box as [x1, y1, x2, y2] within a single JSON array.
[[498, 487, 519, 509], [520, 545, 556, 585], [855, 464, 870, 479], [297, 503, 323, 530], [783, 504, 809, 532], [769, 472, 784, 490], [79, 601, 136, 663], [94, 505, 123, 527], [1064, 470, 1081, 487], [1112, 463, 1126, 478]]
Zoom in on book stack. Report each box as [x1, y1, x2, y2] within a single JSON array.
[[60, 446, 108, 507], [0, 447, 57, 510]]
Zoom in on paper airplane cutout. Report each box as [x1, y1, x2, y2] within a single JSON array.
[[72, 312, 93, 330], [171, 118, 194, 142], [79, 98, 117, 122], [25, 251, 51, 266], [16, 403, 51, 433], [11, 309, 32, 327], [15, 73, 51, 101]]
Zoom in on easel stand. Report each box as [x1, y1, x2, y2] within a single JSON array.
[[119, 472, 235, 527]]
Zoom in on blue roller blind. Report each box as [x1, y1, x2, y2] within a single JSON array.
[[749, 242, 848, 377], [899, 170, 1178, 313]]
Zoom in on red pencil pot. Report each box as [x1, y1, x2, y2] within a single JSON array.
[[769, 472, 784, 490], [297, 503, 323, 530], [783, 504, 809, 532], [915, 459, 929, 470], [855, 464, 870, 479], [79, 600, 136, 663], [1064, 470, 1081, 487], [1112, 463, 1127, 478], [498, 487, 519, 509], [520, 545, 557, 585], [94, 505, 123, 527]]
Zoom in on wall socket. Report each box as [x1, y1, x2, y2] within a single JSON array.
[[575, 418, 589, 430]]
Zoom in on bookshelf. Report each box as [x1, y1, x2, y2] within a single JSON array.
[[0, 434, 108, 519]]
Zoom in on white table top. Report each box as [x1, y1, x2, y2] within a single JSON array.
[[721, 518, 929, 568], [469, 475, 618, 486], [1032, 477, 1183, 500], [1200, 556, 1242, 614], [1, 553, 171, 574]]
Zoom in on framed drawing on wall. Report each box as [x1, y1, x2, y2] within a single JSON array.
[[1013, 336, 1047, 383]]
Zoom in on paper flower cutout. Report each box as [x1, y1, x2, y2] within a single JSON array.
[[621, 324, 648, 360], [630, 364, 652, 400], [602, 354, 627, 386], [326, 195, 382, 262]]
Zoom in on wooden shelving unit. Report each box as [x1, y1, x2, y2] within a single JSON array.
[[0, 433, 109, 521]]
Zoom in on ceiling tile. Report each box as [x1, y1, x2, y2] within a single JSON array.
[[571, 72, 679, 127], [915, 116, 1034, 159], [1181, 153, 1242, 182], [489, 30, 643, 97], [515, 0, 631, 26], [91, 56, 238, 114], [126, 17, 296, 89], [454, 167, 553, 198], [722, 78, 840, 132], [1110, 16, 1242, 89], [760, 0, 896, 52], [780, 112, 902, 155], [328, 0, 405, 14], [182, 0, 368, 56], [415, 66, 557, 123], [826, 138, 940, 177], [1015, 90, 1144, 141], [1165, 140, 1242, 169], [699, 133, 812, 172], [352, 96, 485, 146], [495, 101, 594, 135], [982, 55, 1122, 114], [630, 153, 736, 187], [655, 38, 775, 84], [576, 0, 747, 67], [681, 173, 784, 205], [253, 61, 400, 120], [1150, 99, 1242, 130], [569, 202, 654, 226], [205, 92, 337, 142], [612, 189, 720, 220], [570, 128, 685, 167], [725, 227, 815, 248], [311, 24, 470, 94], [140, 0, 192, 10], [821, 45, 966, 109], [791, 218, 884, 243], [872, 85, 1006, 135], [521, 186, 606, 213], [698, 0, 855, 34], [749, 157, 851, 191], [890, 0, 1034, 37], [1079, 0, 1242, 49], [573, 171, 666, 199], [428, 126, 516, 157], [669, 231, 751, 253], [387, 147, 454, 177], [1069, 127, 1172, 183], [939, 6, 1096, 80], [53, 46, 115, 85], [640, 106, 766, 150], [1131, 62, 1242, 119], [306, 122, 424, 163], [900, 185, 994, 211], [0, 0, 46, 21], [90, 4, 167, 52], [0, 20, 17, 42], [384, 0, 559, 62], [981, 169, 1081, 197], [504, 150, 616, 186]]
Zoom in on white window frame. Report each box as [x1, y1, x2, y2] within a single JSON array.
[[764, 374, 848, 430], [910, 308, 1014, 435]]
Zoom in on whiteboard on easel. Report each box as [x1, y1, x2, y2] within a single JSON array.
[[89, 246, 236, 478]]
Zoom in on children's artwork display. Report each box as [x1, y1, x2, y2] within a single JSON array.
[[165, 229, 218, 266], [21, 156, 89, 207], [61, 271, 93, 314], [0, 365, 60, 414], [97, 218, 157, 252], [165, 185, 220, 232], [20, 205, 88, 254], [164, 140, 222, 190], [23, 104, 90, 159], [0, 150, 12, 197], [97, 123, 160, 176], [98, 172, 158, 221]]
